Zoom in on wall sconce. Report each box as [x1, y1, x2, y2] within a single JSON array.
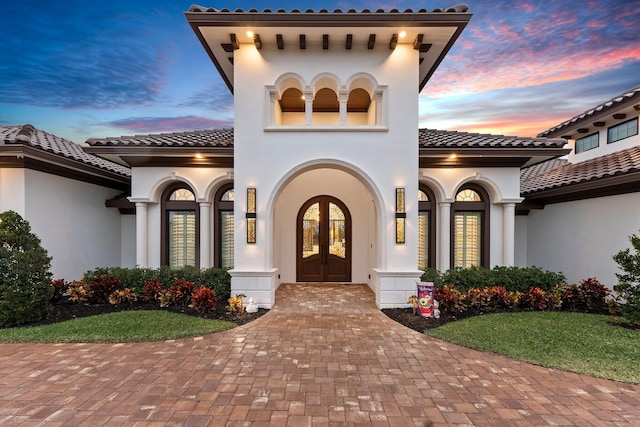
[[246, 188, 256, 244], [395, 188, 406, 244]]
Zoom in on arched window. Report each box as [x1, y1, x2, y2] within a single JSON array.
[[214, 184, 234, 268], [161, 183, 199, 268], [347, 88, 371, 112], [418, 185, 436, 270], [279, 87, 305, 112], [452, 184, 489, 268]]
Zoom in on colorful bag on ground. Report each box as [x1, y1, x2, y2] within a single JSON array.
[[416, 282, 435, 318]]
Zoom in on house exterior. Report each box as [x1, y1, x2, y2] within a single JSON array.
[[0, 124, 134, 280], [84, 6, 568, 308], [518, 85, 640, 287], [5, 7, 634, 308]]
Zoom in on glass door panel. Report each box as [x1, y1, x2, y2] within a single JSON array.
[[328, 202, 346, 258], [302, 202, 320, 259]]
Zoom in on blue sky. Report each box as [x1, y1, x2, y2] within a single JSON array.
[[1, 0, 639, 143]]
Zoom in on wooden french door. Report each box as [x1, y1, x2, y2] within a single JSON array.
[[296, 196, 351, 282]]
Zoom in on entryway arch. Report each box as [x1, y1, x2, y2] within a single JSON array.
[[297, 195, 352, 282], [268, 160, 384, 285]]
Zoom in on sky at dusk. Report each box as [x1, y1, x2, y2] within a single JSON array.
[[1, 0, 639, 143]]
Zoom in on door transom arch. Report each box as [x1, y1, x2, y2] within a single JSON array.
[[296, 195, 352, 282]]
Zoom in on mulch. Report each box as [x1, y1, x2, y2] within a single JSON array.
[[31, 300, 268, 327]]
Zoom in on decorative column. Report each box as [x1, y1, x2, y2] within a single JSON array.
[[135, 202, 148, 267], [339, 87, 348, 125], [199, 202, 211, 268], [502, 202, 516, 266], [304, 87, 313, 125], [439, 201, 451, 271]]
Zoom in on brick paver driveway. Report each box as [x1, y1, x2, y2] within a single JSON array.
[[1, 283, 639, 426]]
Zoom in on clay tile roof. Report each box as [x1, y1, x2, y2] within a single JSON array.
[[1, 124, 131, 177], [538, 85, 640, 138], [85, 128, 234, 147], [188, 5, 470, 13], [418, 128, 566, 149], [521, 145, 640, 195]]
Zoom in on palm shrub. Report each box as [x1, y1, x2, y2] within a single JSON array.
[[613, 231, 640, 323], [0, 211, 52, 326]]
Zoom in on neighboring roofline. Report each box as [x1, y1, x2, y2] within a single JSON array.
[[522, 170, 640, 205], [538, 85, 640, 138], [0, 145, 130, 191], [184, 7, 472, 93]]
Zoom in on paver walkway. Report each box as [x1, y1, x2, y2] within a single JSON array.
[[1, 283, 639, 426]]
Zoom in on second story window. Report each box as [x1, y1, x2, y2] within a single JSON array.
[[575, 133, 599, 153], [608, 118, 638, 144]]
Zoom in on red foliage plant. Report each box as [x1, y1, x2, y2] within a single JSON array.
[[434, 284, 467, 315], [142, 279, 164, 302], [168, 278, 196, 306], [521, 287, 550, 311], [88, 275, 121, 304], [189, 286, 218, 314]]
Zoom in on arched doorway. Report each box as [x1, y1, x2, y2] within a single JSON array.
[[296, 195, 352, 282]]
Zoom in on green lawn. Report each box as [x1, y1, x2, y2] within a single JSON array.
[[0, 310, 236, 343], [427, 311, 640, 383]]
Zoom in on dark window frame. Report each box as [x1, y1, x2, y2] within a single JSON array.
[[608, 118, 638, 144], [575, 132, 599, 153], [161, 182, 200, 269], [451, 183, 490, 268], [418, 184, 437, 270], [214, 183, 234, 268]]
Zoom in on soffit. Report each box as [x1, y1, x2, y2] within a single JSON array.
[[185, 7, 471, 93]]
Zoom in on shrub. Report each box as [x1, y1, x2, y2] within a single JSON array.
[[50, 279, 67, 303], [168, 278, 195, 306], [423, 266, 566, 293], [87, 275, 121, 304], [0, 210, 53, 326], [189, 286, 218, 314], [108, 288, 137, 305], [520, 287, 560, 311], [561, 278, 610, 313], [434, 285, 467, 315], [142, 279, 164, 302], [82, 266, 231, 301], [67, 280, 92, 304], [613, 232, 640, 323]]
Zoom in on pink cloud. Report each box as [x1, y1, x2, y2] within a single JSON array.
[[108, 116, 233, 133]]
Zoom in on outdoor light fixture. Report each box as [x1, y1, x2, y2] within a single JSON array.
[[395, 187, 406, 244], [246, 188, 256, 244]]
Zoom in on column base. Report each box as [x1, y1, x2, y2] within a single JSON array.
[[229, 268, 279, 308], [371, 269, 424, 309]]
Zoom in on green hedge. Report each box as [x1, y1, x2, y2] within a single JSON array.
[[421, 266, 566, 293], [83, 266, 231, 301]]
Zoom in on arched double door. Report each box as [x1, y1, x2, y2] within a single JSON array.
[[296, 195, 351, 282]]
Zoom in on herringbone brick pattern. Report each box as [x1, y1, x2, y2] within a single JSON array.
[[1, 283, 639, 426]]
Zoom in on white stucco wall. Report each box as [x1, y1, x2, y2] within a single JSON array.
[[514, 215, 528, 267], [233, 43, 419, 272], [229, 41, 423, 307], [526, 192, 640, 288], [0, 168, 26, 214], [120, 214, 136, 268], [23, 170, 123, 280]]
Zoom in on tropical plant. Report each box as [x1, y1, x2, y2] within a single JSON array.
[[0, 211, 53, 326], [613, 231, 640, 323]]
